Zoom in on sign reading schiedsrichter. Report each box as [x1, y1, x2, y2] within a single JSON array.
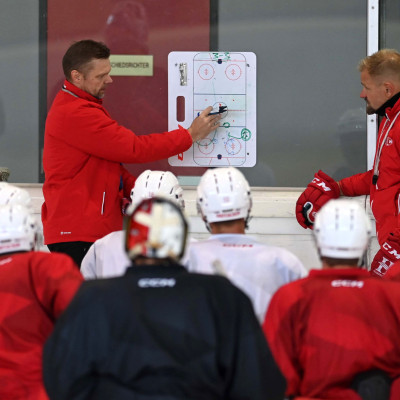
[[109, 55, 153, 76]]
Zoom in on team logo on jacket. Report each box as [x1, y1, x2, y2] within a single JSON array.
[[386, 137, 393, 146]]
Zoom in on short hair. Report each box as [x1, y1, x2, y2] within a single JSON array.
[[321, 256, 360, 267], [209, 218, 245, 228], [62, 39, 110, 80], [358, 49, 400, 82]]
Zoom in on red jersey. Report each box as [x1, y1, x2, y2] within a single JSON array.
[[0, 251, 83, 400], [263, 268, 400, 399]]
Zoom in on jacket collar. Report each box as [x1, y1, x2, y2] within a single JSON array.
[[125, 262, 187, 276], [375, 92, 400, 117], [62, 79, 103, 105]]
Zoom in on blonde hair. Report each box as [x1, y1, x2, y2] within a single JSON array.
[[358, 49, 400, 82]]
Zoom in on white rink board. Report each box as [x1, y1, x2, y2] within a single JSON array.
[[168, 51, 256, 167]]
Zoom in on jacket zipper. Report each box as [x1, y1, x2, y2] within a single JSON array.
[[101, 191, 105, 215]]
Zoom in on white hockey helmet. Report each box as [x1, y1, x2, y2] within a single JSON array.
[[125, 197, 188, 261], [0, 182, 32, 208], [130, 170, 184, 210], [196, 167, 252, 229], [0, 204, 37, 255], [314, 199, 371, 261]]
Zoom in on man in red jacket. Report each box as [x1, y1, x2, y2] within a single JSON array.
[[42, 39, 221, 267], [0, 203, 83, 400], [264, 199, 400, 400], [296, 49, 400, 277]]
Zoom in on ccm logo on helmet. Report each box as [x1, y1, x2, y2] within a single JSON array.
[[331, 280, 364, 288], [138, 278, 176, 288]]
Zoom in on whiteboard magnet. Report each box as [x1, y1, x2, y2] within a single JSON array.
[[179, 63, 187, 86]]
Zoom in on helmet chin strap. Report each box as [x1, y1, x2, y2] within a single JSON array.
[[357, 252, 368, 269], [245, 213, 252, 230], [204, 217, 212, 233]]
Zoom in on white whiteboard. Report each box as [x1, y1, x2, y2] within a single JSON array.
[[168, 51, 256, 167]]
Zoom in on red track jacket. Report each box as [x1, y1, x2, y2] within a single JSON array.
[[42, 80, 192, 244], [339, 96, 400, 246]]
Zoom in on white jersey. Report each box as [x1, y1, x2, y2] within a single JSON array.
[[185, 234, 307, 322], [81, 230, 197, 280], [81, 230, 130, 279]]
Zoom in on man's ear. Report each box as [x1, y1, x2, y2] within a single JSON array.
[[70, 69, 82, 86], [383, 81, 395, 98]]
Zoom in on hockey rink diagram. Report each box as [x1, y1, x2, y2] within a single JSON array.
[[168, 51, 256, 167]]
